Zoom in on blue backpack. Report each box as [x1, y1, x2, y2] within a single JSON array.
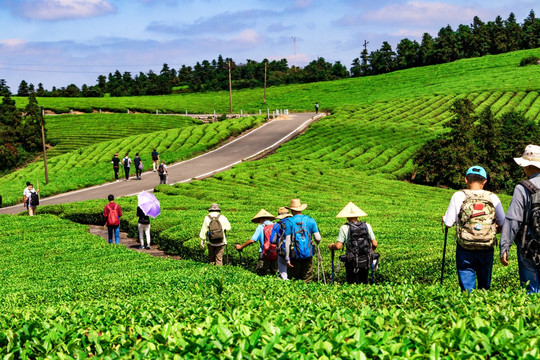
[[291, 215, 314, 260]]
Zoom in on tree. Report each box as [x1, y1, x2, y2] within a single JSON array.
[[522, 10, 540, 49], [435, 25, 460, 63], [489, 16, 508, 54], [418, 33, 436, 66], [350, 58, 361, 77], [396, 38, 419, 69], [505, 13, 523, 51], [471, 16, 491, 56], [17, 80, 30, 97]]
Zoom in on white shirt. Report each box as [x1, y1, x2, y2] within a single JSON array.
[[443, 190, 505, 227], [199, 211, 232, 246]]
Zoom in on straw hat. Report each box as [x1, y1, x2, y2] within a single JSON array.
[[251, 209, 275, 222], [336, 202, 367, 218], [208, 203, 221, 212], [514, 145, 540, 168], [286, 198, 307, 211], [276, 207, 292, 219]]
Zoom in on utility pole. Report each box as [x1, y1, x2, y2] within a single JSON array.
[[40, 108, 49, 184], [228, 60, 233, 114], [363, 40, 369, 52], [291, 36, 296, 71], [263, 61, 267, 104]]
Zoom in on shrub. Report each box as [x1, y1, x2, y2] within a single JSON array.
[[519, 56, 540, 66]]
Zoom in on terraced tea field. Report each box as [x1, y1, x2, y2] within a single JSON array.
[[46, 113, 201, 157], [0, 115, 265, 207]]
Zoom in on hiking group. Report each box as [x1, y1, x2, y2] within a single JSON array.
[[110, 148, 168, 183], [442, 144, 540, 294]]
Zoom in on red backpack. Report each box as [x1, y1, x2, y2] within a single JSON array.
[[107, 204, 120, 226], [262, 224, 278, 261]]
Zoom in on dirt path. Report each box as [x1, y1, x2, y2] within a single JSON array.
[[0, 113, 321, 215], [88, 225, 181, 260]]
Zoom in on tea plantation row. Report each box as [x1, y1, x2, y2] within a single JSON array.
[[46, 113, 201, 157], [0, 115, 265, 207], [1, 215, 539, 359]]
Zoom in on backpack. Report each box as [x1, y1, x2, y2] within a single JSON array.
[[152, 152, 158, 161], [456, 190, 497, 250], [124, 157, 130, 167], [262, 224, 278, 261], [290, 216, 313, 260], [517, 180, 540, 267], [207, 214, 224, 243], [158, 164, 165, 174], [275, 220, 288, 256], [30, 191, 39, 206], [107, 204, 120, 226], [341, 221, 372, 271]]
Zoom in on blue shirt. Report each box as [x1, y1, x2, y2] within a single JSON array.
[[251, 220, 274, 252], [285, 214, 319, 238]]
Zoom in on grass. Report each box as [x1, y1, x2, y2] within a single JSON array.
[[45, 113, 201, 157]]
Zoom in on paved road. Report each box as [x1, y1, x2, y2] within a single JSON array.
[[0, 113, 320, 215]]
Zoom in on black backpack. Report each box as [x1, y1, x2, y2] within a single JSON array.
[[158, 164, 165, 174], [30, 192, 39, 206], [518, 180, 540, 267], [339, 221, 372, 271]]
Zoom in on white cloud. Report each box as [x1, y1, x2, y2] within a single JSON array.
[[0, 39, 28, 47], [15, 0, 116, 20], [360, 1, 485, 26], [232, 29, 263, 45]]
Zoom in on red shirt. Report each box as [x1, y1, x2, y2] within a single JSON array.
[[103, 202, 122, 225]]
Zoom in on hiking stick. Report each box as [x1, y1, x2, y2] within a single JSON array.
[[441, 226, 449, 284], [331, 249, 335, 285], [316, 243, 327, 284]]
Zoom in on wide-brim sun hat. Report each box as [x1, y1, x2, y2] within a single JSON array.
[[276, 206, 292, 219], [208, 203, 221, 212], [286, 198, 307, 211], [514, 144, 540, 168], [251, 209, 275, 222], [336, 202, 367, 218]]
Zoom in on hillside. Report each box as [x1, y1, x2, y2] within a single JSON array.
[[3, 50, 540, 358], [12, 49, 540, 114]]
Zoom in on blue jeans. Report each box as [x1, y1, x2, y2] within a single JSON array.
[[456, 244, 494, 291], [516, 241, 540, 294], [107, 225, 120, 244]]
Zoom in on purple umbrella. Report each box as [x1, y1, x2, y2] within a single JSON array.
[[137, 191, 161, 218]]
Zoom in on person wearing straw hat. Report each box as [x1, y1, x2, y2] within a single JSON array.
[[329, 202, 378, 284], [276, 207, 293, 280], [443, 166, 505, 292], [501, 145, 540, 293], [235, 209, 278, 276], [284, 198, 321, 283], [200, 203, 231, 266]]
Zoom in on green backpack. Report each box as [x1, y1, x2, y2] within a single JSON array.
[[457, 190, 497, 250]]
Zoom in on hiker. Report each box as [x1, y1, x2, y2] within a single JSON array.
[[284, 198, 322, 283], [103, 194, 122, 244], [22, 182, 39, 216], [111, 153, 121, 180], [158, 160, 168, 184], [329, 202, 378, 285], [276, 207, 293, 280], [151, 148, 160, 172], [199, 203, 231, 265], [235, 209, 278, 276], [443, 166, 505, 292], [137, 205, 151, 249], [500, 145, 540, 294], [315, 102, 319, 114], [122, 153, 131, 180], [134, 153, 143, 180]]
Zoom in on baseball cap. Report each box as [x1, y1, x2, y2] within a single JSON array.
[[466, 166, 487, 179]]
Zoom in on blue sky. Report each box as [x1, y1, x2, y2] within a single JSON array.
[[0, 0, 537, 90]]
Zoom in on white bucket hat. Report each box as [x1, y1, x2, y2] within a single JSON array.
[[514, 145, 540, 168], [336, 202, 367, 218]]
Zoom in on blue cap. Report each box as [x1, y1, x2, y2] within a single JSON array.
[[466, 166, 487, 179]]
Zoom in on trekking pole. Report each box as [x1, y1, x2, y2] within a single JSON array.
[[441, 226, 449, 285], [316, 243, 327, 284], [331, 249, 335, 285]]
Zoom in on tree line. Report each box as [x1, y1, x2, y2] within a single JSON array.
[[0, 80, 43, 174], [12, 10, 540, 98]]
